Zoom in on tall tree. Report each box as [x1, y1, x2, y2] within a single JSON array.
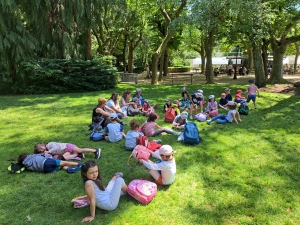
[[150, 0, 187, 84]]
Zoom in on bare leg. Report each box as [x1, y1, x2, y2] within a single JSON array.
[[63, 152, 78, 160], [73, 146, 96, 153]]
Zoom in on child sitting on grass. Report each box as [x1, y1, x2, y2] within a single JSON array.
[[140, 113, 181, 137], [80, 160, 127, 222], [141, 99, 155, 116], [172, 111, 188, 129], [138, 145, 176, 186], [33, 142, 101, 160], [103, 113, 126, 142], [219, 93, 228, 109], [125, 119, 144, 151], [206, 101, 242, 125], [172, 100, 181, 116], [164, 98, 172, 112], [18, 153, 82, 173], [235, 89, 246, 104]]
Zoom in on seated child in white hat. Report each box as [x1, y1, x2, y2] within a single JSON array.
[[103, 113, 126, 142], [138, 145, 176, 186], [172, 111, 188, 129]]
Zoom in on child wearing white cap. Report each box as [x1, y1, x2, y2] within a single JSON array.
[[172, 111, 188, 129], [205, 95, 218, 118], [138, 145, 176, 186], [103, 113, 126, 142]]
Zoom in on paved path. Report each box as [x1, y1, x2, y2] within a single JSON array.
[[135, 73, 300, 85]]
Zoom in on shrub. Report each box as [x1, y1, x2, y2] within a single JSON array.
[[168, 66, 191, 73], [17, 58, 119, 94]]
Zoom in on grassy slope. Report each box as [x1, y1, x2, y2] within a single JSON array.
[[0, 84, 300, 225]]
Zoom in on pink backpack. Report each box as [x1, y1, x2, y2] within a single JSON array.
[[128, 179, 157, 204], [126, 145, 151, 169], [194, 113, 207, 122]]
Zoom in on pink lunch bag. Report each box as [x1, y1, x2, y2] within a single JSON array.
[[194, 113, 207, 122], [209, 109, 219, 118], [127, 179, 157, 204]]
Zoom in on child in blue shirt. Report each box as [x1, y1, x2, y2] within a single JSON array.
[[172, 112, 188, 129], [103, 113, 125, 142], [125, 119, 144, 151], [190, 90, 205, 119]]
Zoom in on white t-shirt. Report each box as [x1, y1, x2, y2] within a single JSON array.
[[106, 99, 121, 111], [125, 131, 140, 149], [225, 109, 236, 122]]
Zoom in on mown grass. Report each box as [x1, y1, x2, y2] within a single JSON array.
[[0, 83, 300, 225]]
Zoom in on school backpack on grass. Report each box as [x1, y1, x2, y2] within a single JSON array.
[[128, 179, 157, 204], [194, 113, 207, 122], [238, 104, 249, 115], [183, 122, 203, 145], [165, 108, 176, 123], [90, 131, 104, 141], [126, 145, 151, 169]]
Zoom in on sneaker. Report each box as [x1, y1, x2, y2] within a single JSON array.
[[114, 172, 123, 178], [77, 153, 85, 159], [206, 120, 212, 125], [154, 139, 162, 144], [67, 166, 81, 173], [189, 116, 193, 120], [120, 122, 126, 126], [72, 157, 82, 161], [174, 132, 182, 136], [94, 148, 101, 159]]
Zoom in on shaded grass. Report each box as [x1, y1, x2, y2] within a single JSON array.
[[0, 84, 300, 225]]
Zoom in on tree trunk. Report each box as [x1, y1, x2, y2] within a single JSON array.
[[151, 53, 160, 84], [200, 40, 206, 74], [86, 28, 92, 60], [261, 43, 269, 80], [252, 41, 266, 88], [128, 41, 134, 73], [269, 44, 287, 83], [204, 32, 214, 83], [294, 42, 299, 72], [247, 47, 253, 71], [163, 50, 169, 76], [158, 49, 165, 81], [123, 35, 127, 73]]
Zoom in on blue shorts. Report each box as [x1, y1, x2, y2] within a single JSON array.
[[43, 158, 61, 173], [247, 95, 256, 103]]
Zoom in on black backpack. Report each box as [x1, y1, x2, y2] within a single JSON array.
[[238, 104, 249, 115]]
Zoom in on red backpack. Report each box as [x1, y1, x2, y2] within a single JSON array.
[[165, 108, 176, 123]]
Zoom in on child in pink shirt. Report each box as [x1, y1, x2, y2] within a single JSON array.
[[246, 79, 260, 109], [140, 114, 181, 137]]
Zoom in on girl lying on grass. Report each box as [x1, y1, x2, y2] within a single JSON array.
[[80, 160, 127, 223], [34, 142, 101, 160], [206, 101, 242, 125], [138, 145, 176, 186]]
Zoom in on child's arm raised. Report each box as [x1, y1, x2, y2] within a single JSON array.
[[81, 181, 96, 222]]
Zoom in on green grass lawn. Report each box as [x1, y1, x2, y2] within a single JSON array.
[[1, 84, 300, 225]]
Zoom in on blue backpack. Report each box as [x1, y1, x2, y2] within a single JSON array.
[[90, 131, 104, 141], [183, 122, 202, 145]]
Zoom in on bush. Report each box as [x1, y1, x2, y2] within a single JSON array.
[[168, 66, 191, 73], [19, 58, 119, 94]]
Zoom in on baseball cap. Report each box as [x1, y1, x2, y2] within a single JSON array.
[[225, 88, 231, 92], [182, 86, 187, 91], [181, 112, 188, 118], [236, 89, 243, 93], [136, 88, 142, 92], [248, 79, 254, 83], [221, 93, 226, 96], [197, 90, 203, 96], [144, 99, 149, 103], [166, 98, 171, 102], [227, 101, 236, 106], [109, 113, 118, 119], [159, 145, 174, 156], [209, 95, 215, 99], [173, 99, 178, 103], [132, 97, 139, 101]]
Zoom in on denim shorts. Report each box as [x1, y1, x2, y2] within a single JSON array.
[[43, 158, 61, 173], [247, 95, 256, 102]]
